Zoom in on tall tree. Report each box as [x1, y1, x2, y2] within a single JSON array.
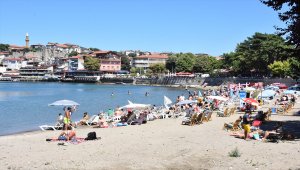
[[234, 32, 292, 75], [165, 55, 177, 72], [193, 56, 219, 73], [84, 56, 100, 71], [260, 0, 300, 51], [0, 44, 9, 51], [175, 53, 195, 72], [149, 63, 166, 74], [268, 60, 290, 77], [121, 56, 131, 71]]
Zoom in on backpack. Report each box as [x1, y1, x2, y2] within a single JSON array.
[[85, 131, 97, 140]]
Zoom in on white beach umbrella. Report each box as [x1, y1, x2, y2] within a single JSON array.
[[48, 99, 80, 106], [206, 96, 228, 101], [177, 100, 197, 105]]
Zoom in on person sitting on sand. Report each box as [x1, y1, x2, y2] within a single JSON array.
[[55, 113, 64, 127], [58, 125, 76, 141], [77, 112, 89, 126], [93, 115, 109, 128]]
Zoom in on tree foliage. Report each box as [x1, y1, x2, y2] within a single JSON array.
[[121, 56, 131, 71], [68, 51, 78, 57], [128, 53, 137, 57], [268, 60, 290, 77], [89, 48, 100, 51], [149, 63, 166, 74], [0, 44, 9, 51], [193, 55, 220, 73], [260, 0, 300, 50], [222, 32, 294, 76], [174, 53, 195, 72], [84, 56, 100, 71]]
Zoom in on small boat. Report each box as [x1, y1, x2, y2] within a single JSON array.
[[115, 82, 126, 85]]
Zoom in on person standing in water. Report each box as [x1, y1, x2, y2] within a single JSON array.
[[111, 92, 114, 96], [145, 92, 149, 96]]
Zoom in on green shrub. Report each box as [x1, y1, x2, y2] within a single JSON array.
[[228, 147, 241, 157]]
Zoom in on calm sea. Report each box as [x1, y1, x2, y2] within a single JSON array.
[[0, 82, 187, 136]]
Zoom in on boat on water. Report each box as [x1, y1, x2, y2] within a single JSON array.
[[115, 82, 126, 85]]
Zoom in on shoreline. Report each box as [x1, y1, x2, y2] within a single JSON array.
[[1, 113, 300, 169]]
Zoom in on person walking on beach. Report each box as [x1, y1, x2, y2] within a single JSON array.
[[63, 107, 72, 130], [242, 111, 252, 140]]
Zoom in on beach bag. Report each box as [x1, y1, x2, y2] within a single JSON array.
[[85, 131, 97, 140]]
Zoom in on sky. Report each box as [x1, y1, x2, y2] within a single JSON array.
[[0, 0, 284, 56]]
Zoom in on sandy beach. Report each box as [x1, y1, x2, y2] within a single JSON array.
[[0, 109, 300, 170]]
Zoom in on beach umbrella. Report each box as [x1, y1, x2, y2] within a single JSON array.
[[48, 99, 80, 106], [244, 87, 256, 91], [242, 98, 259, 106], [119, 101, 151, 109], [265, 86, 279, 91], [177, 100, 197, 105], [207, 96, 228, 101], [283, 90, 298, 95], [259, 90, 276, 98], [164, 96, 172, 109]]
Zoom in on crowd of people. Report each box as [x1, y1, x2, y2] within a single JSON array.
[[48, 83, 298, 143]]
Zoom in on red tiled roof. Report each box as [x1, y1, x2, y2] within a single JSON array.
[[69, 55, 82, 59], [4, 58, 22, 61], [56, 44, 68, 48], [94, 50, 111, 54], [9, 44, 26, 49], [0, 52, 9, 55], [136, 54, 168, 59]]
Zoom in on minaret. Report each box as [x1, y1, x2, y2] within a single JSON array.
[[25, 33, 29, 48]]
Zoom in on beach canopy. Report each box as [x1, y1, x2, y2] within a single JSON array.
[[48, 99, 79, 106], [120, 101, 151, 109], [259, 90, 276, 98], [283, 90, 299, 95], [242, 98, 259, 106], [177, 100, 197, 105], [206, 96, 228, 101], [265, 86, 279, 91], [244, 87, 256, 91]]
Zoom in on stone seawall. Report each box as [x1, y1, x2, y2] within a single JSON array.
[[135, 77, 298, 87]]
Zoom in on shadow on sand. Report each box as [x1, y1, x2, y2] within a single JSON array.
[[260, 118, 300, 139]]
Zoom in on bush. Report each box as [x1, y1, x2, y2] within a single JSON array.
[[228, 147, 241, 157]]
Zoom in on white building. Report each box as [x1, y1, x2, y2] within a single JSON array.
[[132, 54, 169, 70]]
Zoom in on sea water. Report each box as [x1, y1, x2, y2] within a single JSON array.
[[0, 82, 188, 136]]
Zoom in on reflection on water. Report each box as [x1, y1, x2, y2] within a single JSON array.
[[0, 82, 187, 136]]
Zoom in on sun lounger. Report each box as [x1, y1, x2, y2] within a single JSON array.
[[86, 115, 100, 126], [40, 123, 63, 131]]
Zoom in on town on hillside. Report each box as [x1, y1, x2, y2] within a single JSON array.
[[0, 33, 216, 82]]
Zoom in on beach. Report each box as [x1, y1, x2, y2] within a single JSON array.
[[1, 111, 300, 170]]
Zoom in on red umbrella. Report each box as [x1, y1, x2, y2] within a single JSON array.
[[242, 98, 259, 106]]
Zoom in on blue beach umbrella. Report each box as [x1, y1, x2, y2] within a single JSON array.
[[259, 90, 276, 98], [48, 99, 80, 106]]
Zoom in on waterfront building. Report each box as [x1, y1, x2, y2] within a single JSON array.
[[19, 66, 53, 78], [68, 55, 85, 71], [2, 58, 23, 70], [132, 54, 169, 70], [0, 52, 10, 64], [94, 51, 121, 73], [9, 45, 26, 52]]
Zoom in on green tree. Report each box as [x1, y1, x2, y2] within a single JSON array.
[[84, 56, 100, 71], [175, 53, 195, 72], [288, 57, 300, 80], [0, 44, 9, 51], [268, 60, 290, 77], [166, 55, 177, 72], [130, 67, 137, 75], [68, 51, 78, 57], [121, 56, 131, 71], [128, 53, 137, 57], [149, 63, 166, 74], [89, 48, 100, 51], [193, 56, 219, 73], [232, 33, 293, 75], [260, 0, 300, 51]]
